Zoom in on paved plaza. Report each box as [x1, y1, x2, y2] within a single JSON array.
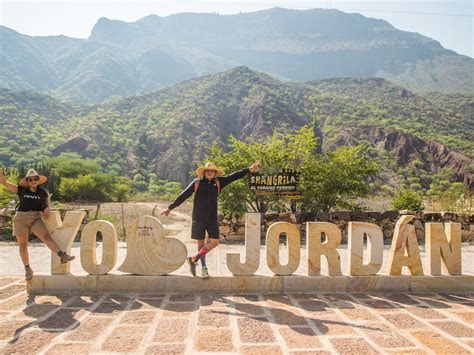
[[0, 275, 473, 354]]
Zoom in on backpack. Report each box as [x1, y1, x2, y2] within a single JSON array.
[[194, 178, 220, 194]]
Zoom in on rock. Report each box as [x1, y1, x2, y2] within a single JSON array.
[[52, 134, 89, 156], [266, 221, 278, 229], [351, 212, 369, 220], [235, 225, 246, 235], [225, 234, 245, 242], [219, 225, 231, 235], [299, 212, 315, 222], [279, 212, 296, 224], [265, 212, 279, 222], [331, 211, 350, 220], [217, 213, 225, 223], [461, 230, 474, 243], [382, 211, 399, 220], [441, 212, 456, 221], [368, 212, 382, 221], [315, 212, 329, 221], [424, 212, 441, 221], [399, 210, 414, 215]]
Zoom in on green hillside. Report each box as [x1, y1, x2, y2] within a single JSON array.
[[0, 67, 472, 193]]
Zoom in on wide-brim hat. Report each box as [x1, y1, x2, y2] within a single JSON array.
[[19, 169, 47, 187], [196, 162, 225, 177]]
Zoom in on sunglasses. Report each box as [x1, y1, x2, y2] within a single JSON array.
[[27, 176, 39, 183]]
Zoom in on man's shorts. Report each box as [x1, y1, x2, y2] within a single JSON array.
[[191, 219, 220, 240], [12, 211, 47, 237]]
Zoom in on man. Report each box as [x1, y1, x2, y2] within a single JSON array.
[[162, 161, 260, 278]]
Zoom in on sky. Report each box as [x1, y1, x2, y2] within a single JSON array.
[[0, 0, 473, 58]]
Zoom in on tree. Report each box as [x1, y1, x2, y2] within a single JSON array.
[[204, 124, 379, 215], [299, 145, 379, 212], [203, 125, 317, 215]]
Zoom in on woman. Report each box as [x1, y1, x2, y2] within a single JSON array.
[[0, 168, 75, 281]]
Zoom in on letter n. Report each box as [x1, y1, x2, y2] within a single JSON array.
[[426, 222, 462, 276]]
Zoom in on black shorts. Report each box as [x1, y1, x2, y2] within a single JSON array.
[[191, 219, 220, 240]]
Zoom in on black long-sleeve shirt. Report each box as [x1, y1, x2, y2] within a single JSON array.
[[168, 167, 250, 221]]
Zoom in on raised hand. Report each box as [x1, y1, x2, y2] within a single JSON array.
[[249, 160, 261, 173]]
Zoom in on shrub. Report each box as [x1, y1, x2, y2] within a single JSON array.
[[392, 189, 424, 211]]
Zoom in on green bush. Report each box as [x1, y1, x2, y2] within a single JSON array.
[[392, 189, 424, 211], [59, 173, 128, 202], [47, 153, 101, 178]]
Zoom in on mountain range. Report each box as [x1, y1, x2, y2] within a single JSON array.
[[1, 7, 473, 103], [1, 66, 472, 190]]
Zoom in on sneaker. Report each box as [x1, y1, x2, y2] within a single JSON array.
[[60, 252, 75, 264], [201, 266, 210, 279], [25, 266, 33, 281], [187, 257, 197, 277]]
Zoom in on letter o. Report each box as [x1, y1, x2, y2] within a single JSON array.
[[266, 222, 300, 275], [80, 220, 117, 275]]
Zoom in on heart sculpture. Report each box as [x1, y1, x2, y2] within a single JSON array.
[[119, 215, 187, 275]]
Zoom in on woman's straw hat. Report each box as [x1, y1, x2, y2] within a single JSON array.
[[18, 169, 47, 187], [195, 162, 224, 177]]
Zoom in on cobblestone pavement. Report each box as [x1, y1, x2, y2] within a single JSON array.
[[0, 277, 472, 354]]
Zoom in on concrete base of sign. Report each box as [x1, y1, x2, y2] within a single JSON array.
[[27, 274, 474, 294]]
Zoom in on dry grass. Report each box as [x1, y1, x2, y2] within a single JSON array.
[[64, 201, 193, 240]]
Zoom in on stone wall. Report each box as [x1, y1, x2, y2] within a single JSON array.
[[219, 211, 474, 244]]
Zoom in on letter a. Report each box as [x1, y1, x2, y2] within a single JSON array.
[[386, 215, 423, 276]]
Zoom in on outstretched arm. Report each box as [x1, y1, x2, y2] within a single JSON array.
[[219, 168, 250, 189], [219, 161, 261, 189], [162, 179, 195, 216], [0, 170, 18, 194]]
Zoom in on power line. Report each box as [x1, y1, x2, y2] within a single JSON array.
[[190, 1, 474, 18]]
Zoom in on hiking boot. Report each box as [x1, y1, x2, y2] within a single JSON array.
[[60, 252, 75, 264], [25, 266, 33, 281], [187, 257, 197, 277], [201, 266, 210, 279]]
